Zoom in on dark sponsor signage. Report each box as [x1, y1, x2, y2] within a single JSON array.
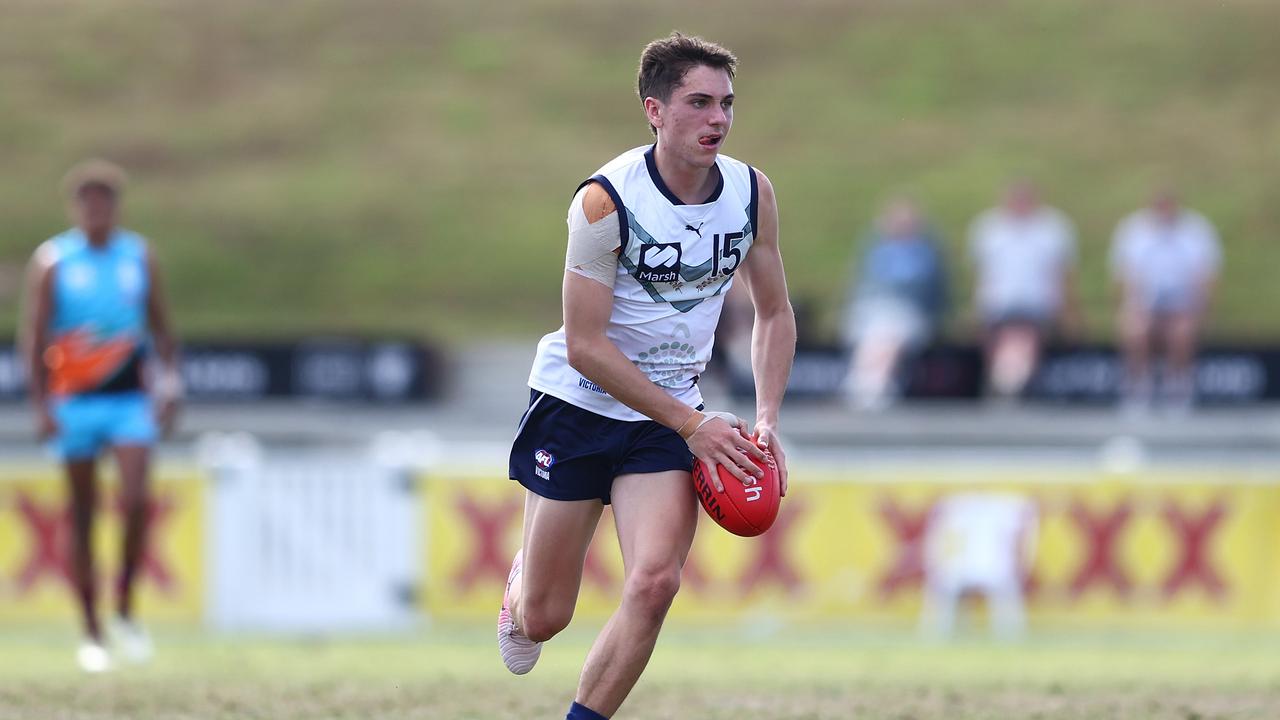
[[726, 344, 1280, 404], [0, 340, 444, 402]]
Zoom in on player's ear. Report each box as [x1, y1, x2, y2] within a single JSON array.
[[643, 96, 664, 131]]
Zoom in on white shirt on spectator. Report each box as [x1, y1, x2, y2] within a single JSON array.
[[969, 206, 1076, 321], [1110, 209, 1221, 313]]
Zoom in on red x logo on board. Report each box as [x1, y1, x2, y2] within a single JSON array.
[[1161, 498, 1228, 600], [680, 528, 711, 595], [453, 494, 521, 593], [14, 493, 72, 592], [877, 498, 932, 599], [1068, 500, 1133, 598], [581, 515, 617, 593], [738, 499, 805, 595], [14, 490, 180, 595]]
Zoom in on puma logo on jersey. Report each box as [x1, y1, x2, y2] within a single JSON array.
[[636, 242, 682, 284], [683, 222, 704, 238]]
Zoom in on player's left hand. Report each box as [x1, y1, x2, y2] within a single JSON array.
[[155, 398, 181, 439], [752, 422, 788, 497]]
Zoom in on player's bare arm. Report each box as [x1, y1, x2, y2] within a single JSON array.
[[563, 183, 766, 488], [19, 248, 57, 439], [1195, 265, 1218, 318], [734, 169, 795, 495], [145, 249, 182, 435]]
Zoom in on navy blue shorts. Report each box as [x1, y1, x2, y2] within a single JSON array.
[[508, 390, 695, 505]]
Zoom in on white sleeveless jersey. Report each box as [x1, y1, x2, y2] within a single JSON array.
[[528, 145, 760, 421]]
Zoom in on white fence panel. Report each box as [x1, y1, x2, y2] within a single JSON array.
[[202, 435, 424, 632]]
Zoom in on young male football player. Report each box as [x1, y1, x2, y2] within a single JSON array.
[[20, 160, 182, 672], [500, 32, 795, 720]]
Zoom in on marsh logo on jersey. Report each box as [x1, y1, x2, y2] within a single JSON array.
[[636, 242, 682, 284]]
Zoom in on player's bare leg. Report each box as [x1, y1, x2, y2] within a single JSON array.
[[66, 459, 100, 640], [513, 493, 603, 640], [500, 492, 602, 673], [1119, 307, 1153, 409], [1164, 313, 1200, 409], [988, 325, 1040, 398], [67, 458, 110, 672], [575, 470, 698, 717], [111, 444, 154, 663], [850, 334, 907, 410], [114, 445, 149, 620]]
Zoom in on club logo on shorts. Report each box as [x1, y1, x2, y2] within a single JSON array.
[[534, 449, 554, 480], [635, 242, 682, 284]]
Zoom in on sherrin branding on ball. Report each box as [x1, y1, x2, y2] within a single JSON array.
[[692, 448, 781, 537]]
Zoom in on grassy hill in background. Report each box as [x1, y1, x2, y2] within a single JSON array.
[[2, 0, 1277, 342]]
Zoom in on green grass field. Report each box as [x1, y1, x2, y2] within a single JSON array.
[[2, 0, 1279, 342], [2, 624, 1277, 719]]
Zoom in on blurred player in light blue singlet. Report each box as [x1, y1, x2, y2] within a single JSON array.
[[19, 160, 182, 673]]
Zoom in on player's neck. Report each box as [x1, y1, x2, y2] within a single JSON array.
[[652, 142, 718, 204], [82, 227, 112, 247]]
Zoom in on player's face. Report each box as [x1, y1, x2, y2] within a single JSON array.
[[1152, 191, 1179, 222], [655, 65, 734, 169], [73, 184, 119, 236], [1003, 182, 1038, 217], [882, 200, 920, 239]]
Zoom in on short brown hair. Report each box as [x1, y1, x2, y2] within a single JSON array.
[[637, 32, 737, 135], [62, 158, 127, 199]]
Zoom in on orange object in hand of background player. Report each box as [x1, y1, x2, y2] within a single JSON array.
[[692, 448, 781, 537]]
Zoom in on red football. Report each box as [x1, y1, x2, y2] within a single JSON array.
[[692, 449, 781, 537]]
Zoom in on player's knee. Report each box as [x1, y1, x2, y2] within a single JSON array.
[[1119, 323, 1144, 346], [119, 489, 147, 517], [1169, 318, 1199, 347], [623, 566, 681, 621], [521, 598, 573, 643], [1118, 311, 1149, 343], [120, 489, 144, 511]]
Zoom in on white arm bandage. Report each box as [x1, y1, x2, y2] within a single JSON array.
[[698, 410, 744, 431], [565, 185, 621, 288], [677, 409, 745, 439]]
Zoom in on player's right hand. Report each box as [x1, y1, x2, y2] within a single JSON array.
[[686, 414, 767, 492], [155, 397, 181, 439], [35, 406, 58, 440]]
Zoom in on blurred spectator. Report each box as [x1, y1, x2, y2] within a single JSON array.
[[840, 198, 947, 410], [1110, 189, 1221, 412], [969, 180, 1080, 399]]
